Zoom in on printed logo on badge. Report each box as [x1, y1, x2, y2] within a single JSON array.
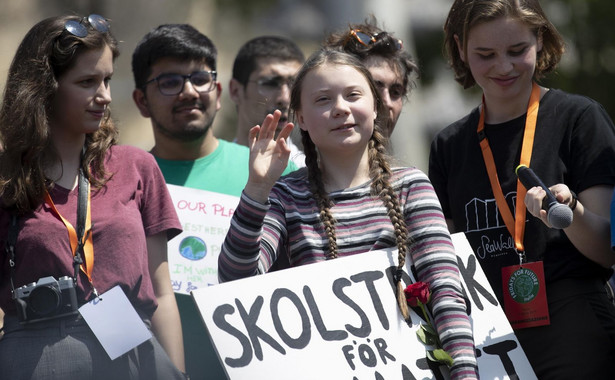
[[502, 261, 550, 329], [507, 267, 540, 303]]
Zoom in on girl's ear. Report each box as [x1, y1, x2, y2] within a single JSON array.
[[454, 34, 466, 62]]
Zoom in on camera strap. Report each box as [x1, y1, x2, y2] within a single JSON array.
[[75, 169, 89, 282], [43, 168, 97, 297], [5, 213, 19, 294]]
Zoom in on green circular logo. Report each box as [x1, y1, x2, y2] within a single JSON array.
[[507, 267, 539, 303]]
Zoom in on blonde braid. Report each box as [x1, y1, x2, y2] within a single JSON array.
[[288, 49, 411, 319], [368, 130, 410, 320], [302, 131, 338, 259]]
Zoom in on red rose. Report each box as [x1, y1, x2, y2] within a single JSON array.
[[404, 281, 453, 367], [404, 282, 431, 307]]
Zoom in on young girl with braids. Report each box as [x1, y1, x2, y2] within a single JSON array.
[[218, 49, 478, 379]]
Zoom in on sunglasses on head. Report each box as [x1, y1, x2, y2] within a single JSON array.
[[64, 14, 110, 38], [348, 29, 403, 51]]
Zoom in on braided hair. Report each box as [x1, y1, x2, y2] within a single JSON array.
[[293, 49, 411, 319]]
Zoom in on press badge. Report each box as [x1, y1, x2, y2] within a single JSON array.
[[501, 261, 550, 329], [79, 285, 152, 360]]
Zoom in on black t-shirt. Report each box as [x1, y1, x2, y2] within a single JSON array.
[[429, 89, 615, 301]]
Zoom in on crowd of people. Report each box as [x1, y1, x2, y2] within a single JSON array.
[[0, 0, 614, 379]]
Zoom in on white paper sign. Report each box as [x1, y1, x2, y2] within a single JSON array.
[[166, 184, 240, 294], [192, 233, 536, 380], [79, 285, 152, 360]]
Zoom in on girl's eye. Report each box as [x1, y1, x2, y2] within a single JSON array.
[[510, 47, 528, 56], [477, 53, 494, 60]]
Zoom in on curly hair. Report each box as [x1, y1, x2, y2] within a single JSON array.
[[0, 15, 120, 213], [324, 15, 419, 99], [444, 0, 565, 89]]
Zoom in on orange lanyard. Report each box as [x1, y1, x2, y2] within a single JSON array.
[[44, 177, 94, 285], [477, 82, 540, 258]]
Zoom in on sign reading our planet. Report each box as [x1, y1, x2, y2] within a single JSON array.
[[165, 184, 240, 294]]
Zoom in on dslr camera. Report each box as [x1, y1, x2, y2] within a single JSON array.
[[14, 276, 79, 323]]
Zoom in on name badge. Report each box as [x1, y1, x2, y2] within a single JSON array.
[[501, 261, 550, 329], [79, 285, 152, 360]]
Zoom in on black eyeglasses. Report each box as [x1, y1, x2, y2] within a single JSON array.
[[145, 71, 218, 96], [64, 14, 110, 38], [248, 76, 295, 97], [348, 29, 403, 51]]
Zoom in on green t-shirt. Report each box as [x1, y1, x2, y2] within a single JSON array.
[[155, 139, 297, 197], [153, 138, 297, 380]]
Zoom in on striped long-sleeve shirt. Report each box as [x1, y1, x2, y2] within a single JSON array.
[[218, 167, 478, 379]]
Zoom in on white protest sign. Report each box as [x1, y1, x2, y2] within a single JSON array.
[[192, 232, 536, 379], [450, 233, 535, 379], [166, 184, 239, 294]]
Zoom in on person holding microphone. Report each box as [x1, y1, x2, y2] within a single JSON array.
[[429, 0, 615, 378]]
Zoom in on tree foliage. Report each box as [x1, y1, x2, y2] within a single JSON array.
[[542, 0, 615, 120], [413, 0, 615, 120]]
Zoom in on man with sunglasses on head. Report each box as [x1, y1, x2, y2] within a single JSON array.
[[131, 24, 297, 380], [229, 35, 307, 167], [324, 16, 419, 138]]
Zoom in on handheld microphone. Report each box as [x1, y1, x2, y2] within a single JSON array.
[[515, 164, 573, 229]]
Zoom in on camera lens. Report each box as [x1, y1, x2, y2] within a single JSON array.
[[29, 286, 61, 316]]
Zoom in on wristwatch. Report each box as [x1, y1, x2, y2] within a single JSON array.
[[569, 191, 578, 211]]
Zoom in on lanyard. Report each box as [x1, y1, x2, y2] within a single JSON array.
[[477, 82, 540, 261], [44, 169, 95, 291]]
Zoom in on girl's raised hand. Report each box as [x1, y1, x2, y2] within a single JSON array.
[[244, 110, 294, 203]]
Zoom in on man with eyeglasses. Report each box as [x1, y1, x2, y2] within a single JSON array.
[[131, 24, 296, 380], [229, 35, 307, 167]]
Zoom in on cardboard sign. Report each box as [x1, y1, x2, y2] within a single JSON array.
[[166, 184, 239, 294], [192, 233, 536, 379]]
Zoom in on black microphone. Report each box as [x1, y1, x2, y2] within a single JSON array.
[[515, 164, 573, 229]]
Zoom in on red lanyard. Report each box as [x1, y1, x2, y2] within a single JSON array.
[[477, 82, 540, 257], [44, 181, 94, 285]]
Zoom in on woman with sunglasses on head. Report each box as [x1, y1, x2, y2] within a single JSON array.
[[429, 0, 615, 378], [0, 15, 186, 379], [324, 16, 419, 138], [218, 49, 479, 379]]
